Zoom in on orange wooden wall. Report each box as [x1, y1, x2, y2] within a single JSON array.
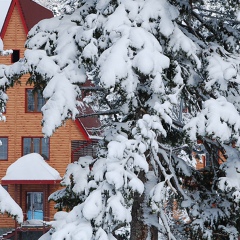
[[0, 4, 86, 228]]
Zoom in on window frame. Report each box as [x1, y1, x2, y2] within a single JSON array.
[[25, 88, 45, 113], [0, 137, 8, 161], [22, 137, 50, 160]]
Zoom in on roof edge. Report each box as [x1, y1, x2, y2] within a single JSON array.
[[1, 179, 62, 184], [75, 119, 91, 141], [0, 0, 16, 38], [16, 0, 28, 35]]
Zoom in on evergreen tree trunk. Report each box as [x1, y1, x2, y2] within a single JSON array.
[[150, 225, 158, 240], [130, 171, 158, 240], [130, 189, 148, 240]]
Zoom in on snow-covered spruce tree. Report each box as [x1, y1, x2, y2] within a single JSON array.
[[35, 0, 80, 15], [1, 0, 240, 239]]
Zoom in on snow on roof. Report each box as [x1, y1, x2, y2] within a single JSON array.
[[1, 153, 61, 183], [0, 0, 11, 32]]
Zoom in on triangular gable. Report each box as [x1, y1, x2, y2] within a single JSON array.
[[0, 0, 53, 38]]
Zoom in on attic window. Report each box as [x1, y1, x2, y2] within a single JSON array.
[[11, 50, 20, 63]]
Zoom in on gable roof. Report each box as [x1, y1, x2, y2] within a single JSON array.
[[0, 0, 53, 38]]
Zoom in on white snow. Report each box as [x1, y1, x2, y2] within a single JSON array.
[[218, 146, 240, 200], [60, 156, 92, 195], [0, 0, 11, 32], [205, 47, 240, 91], [1, 0, 239, 238], [184, 97, 240, 145], [2, 153, 61, 181], [0, 37, 12, 56], [0, 185, 23, 223], [237, 10, 240, 21], [82, 190, 103, 220]]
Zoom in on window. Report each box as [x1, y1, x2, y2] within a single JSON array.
[[0, 137, 8, 160], [71, 139, 98, 162], [23, 137, 49, 160], [11, 50, 20, 63], [26, 89, 45, 112]]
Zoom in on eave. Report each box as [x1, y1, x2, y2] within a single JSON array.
[[1, 179, 61, 184], [75, 118, 91, 141]]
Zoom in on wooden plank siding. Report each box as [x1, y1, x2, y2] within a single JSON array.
[[0, 4, 87, 228]]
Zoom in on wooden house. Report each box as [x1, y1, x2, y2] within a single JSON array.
[[0, 0, 100, 238]]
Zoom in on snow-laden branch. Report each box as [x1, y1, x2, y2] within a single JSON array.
[[0, 185, 23, 223], [184, 97, 240, 145], [0, 38, 12, 56]]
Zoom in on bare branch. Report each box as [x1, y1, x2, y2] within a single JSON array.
[[77, 109, 119, 118], [80, 86, 105, 91]]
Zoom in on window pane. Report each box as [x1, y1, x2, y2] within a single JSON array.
[[27, 90, 35, 112], [23, 138, 31, 155], [0, 138, 8, 160], [33, 138, 40, 154], [37, 91, 44, 112], [41, 138, 49, 160], [23, 137, 49, 160]]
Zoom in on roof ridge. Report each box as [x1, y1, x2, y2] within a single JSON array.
[[0, 0, 53, 38]]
